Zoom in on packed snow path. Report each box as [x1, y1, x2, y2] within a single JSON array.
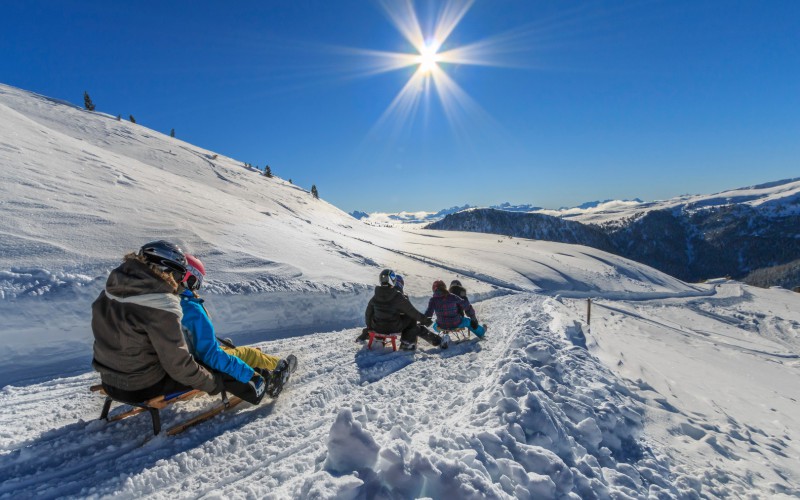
[[3, 294, 709, 499]]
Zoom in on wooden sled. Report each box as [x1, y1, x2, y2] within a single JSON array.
[[90, 384, 243, 436], [440, 327, 472, 344], [367, 330, 399, 351]]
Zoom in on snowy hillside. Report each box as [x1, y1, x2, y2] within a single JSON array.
[[1, 83, 799, 497], [0, 83, 698, 385]]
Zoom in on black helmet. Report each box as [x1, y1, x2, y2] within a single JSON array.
[[138, 240, 187, 274], [379, 269, 397, 287], [450, 279, 462, 288]]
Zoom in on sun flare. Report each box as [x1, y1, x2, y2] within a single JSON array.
[[416, 41, 441, 74], [342, 0, 527, 135]]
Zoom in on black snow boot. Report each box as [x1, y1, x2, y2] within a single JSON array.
[[399, 340, 417, 351], [355, 328, 370, 343], [265, 354, 298, 398]]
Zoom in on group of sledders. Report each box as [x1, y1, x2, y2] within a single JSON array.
[[90, 242, 486, 424], [91, 240, 297, 407], [358, 269, 487, 350]]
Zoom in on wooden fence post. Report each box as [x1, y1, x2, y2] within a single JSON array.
[[587, 298, 592, 326]]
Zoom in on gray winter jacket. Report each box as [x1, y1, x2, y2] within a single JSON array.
[[91, 256, 218, 393]]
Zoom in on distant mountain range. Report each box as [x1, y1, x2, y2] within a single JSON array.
[[422, 178, 800, 286], [349, 199, 644, 224]]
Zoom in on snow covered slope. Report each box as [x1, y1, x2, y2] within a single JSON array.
[[0, 83, 701, 384], [1, 83, 799, 497]]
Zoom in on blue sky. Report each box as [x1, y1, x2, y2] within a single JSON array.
[[1, 1, 798, 213]]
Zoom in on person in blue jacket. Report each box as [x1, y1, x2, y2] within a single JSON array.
[[180, 253, 297, 398]]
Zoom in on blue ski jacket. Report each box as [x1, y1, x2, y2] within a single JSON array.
[[179, 290, 254, 383]]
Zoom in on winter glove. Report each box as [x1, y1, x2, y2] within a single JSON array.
[[470, 318, 479, 330], [217, 337, 236, 348], [420, 316, 433, 327], [208, 374, 225, 396]]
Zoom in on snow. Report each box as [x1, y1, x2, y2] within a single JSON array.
[[1, 83, 799, 497]]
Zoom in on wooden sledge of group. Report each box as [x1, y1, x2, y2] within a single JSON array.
[[90, 384, 243, 436], [365, 327, 474, 352], [367, 330, 399, 351], [441, 327, 472, 344]]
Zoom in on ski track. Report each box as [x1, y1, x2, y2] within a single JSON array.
[[0, 294, 717, 499]]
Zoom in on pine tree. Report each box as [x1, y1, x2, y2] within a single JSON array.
[[129, 115, 136, 123], [116, 115, 121, 121], [264, 165, 272, 177], [288, 179, 292, 184], [83, 91, 95, 111], [170, 128, 175, 137], [311, 184, 319, 199]]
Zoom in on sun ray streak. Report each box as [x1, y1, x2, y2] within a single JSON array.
[[430, 65, 491, 140], [433, 0, 475, 47], [378, 0, 426, 51], [335, 47, 420, 76], [371, 68, 430, 139]]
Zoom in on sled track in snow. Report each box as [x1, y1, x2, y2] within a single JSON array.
[[1, 294, 764, 497]]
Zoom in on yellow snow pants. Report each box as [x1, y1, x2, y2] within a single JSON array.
[[222, 346, 281, 371]]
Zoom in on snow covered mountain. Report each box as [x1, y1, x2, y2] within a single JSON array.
[[426, 180, 800, 284], [1, 83, 799, 497], [350, 204, 474, 224]]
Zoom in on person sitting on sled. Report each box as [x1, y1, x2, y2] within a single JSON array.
[[180, 254, 297, 398], [448, 279, 487, 336], [361, 269, 448, 350], [394, 274, 406, 297], [425, 280, 486, 338], [355, 272, 407, 342], [92, 240, 265, 405]]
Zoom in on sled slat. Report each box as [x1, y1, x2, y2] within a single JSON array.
[[166, 396, 243, 436]]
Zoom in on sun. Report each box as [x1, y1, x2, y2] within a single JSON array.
[[341, 0, 527, 135], [416, 41, 441, 74]]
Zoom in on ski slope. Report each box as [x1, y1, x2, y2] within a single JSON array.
[[1, 83, 799, 497]]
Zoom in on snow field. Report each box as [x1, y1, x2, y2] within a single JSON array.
[[1, 294, 701, 498], [571, 284, 800, 497]]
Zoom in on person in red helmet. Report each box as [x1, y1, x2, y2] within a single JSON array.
[[180, 254, 297, 399], [425, 279, 486, 339], [448, 279, 486, 336]]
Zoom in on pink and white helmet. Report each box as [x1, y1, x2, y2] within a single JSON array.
[[183, 254, 206, 290]]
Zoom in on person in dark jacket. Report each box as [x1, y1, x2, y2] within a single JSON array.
[[91, 241, 266, 404], [361, 269, 447, 350], [425, 280, 486, 338], [448, 279, 486, 337]]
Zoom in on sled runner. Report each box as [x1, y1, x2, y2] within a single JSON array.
[[440, 327, 471, 344], [90, 384, 242, 436], [366, 330, 399, 351]]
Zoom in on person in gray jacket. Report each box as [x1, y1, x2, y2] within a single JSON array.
[[91, 240, 264, 403]]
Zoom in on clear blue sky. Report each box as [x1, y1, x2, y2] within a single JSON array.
[[1, 1, 798, 213]]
